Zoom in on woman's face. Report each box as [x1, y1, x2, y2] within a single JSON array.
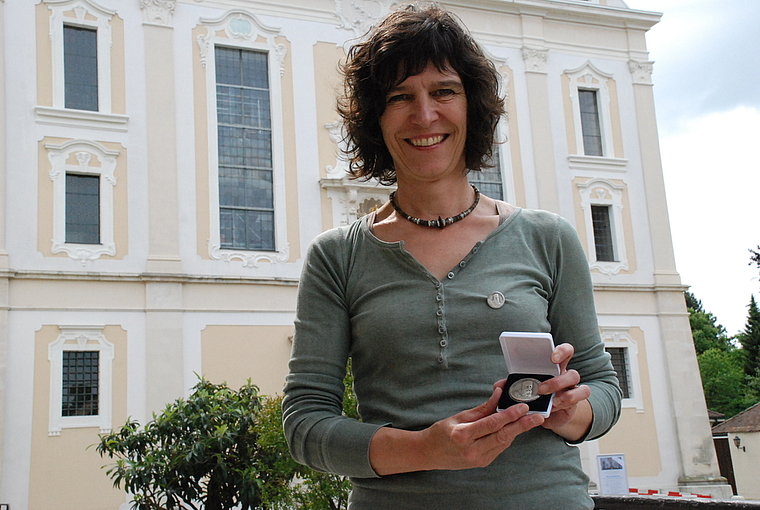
[[379, 62, 468, 185]]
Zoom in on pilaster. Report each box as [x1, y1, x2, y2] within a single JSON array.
[[141, 0, 182, 274], [145, 282, 185, 414], [630, 60, 731, 498], [522, 45, 559, 212]]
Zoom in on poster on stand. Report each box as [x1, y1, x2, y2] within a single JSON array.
[[597, 454, 629, 495]]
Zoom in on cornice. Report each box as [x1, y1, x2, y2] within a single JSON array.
[[592, 282, 689, 293], [444, 0, 661, 31], [0, 269, 299, 286]]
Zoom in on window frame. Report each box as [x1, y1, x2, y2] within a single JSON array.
[[578, 178, 628, 275], [47, 0, 114, 114], [198, 11, 289, 267], [46, 139, 118, 264], [565, 61, 616, 159], [601, 328, 643, 412], [48, 325, 114, 435]]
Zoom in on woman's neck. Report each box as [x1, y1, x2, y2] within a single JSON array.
[[392, 178, 476, 220]]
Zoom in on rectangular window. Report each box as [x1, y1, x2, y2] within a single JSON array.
[[579, 89, 602, 156], [63, 25, 98, 111], [66, 173, 100, 244], [591, 205, 615, 262], [606, 347, 631, 399], [215, 47, 275, 251], [62, 351, 99, 417], [468, 145, 503, 201]]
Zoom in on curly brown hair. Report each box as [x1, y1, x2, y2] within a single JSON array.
[[337, 3, 505, 185]]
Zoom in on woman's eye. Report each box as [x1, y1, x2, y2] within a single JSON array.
[[433, 89, 455, 98], [387, 94, 411, 103]]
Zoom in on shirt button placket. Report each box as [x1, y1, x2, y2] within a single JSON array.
[[436, 286, 448, 367]]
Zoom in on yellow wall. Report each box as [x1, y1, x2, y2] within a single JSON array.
[[29, 325, 128, 510], [598, 327, 661, 478], [200, 325, 294, 395]]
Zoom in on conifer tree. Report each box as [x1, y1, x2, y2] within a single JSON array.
[[737, 295, 760, 380]]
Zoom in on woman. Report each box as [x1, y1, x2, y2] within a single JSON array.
[[282, 4, 622, 508]]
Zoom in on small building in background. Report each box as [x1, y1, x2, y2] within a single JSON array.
[[713, 403, 760, 500]]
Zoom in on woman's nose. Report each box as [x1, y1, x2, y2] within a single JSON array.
[[410, 96, 438, 126]]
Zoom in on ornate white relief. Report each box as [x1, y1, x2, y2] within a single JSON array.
[[322, 119, 392, 226], [577, 178, 629, 276], [48, 325, 114, 436], [46, 139, 119, 265], [325, 121, 351, 179], [140, 0, 176, 27], [333, 0, 396, 38], [208, 241, 290, 268], [521, 47, 548, 74], [198, 11, 287, 76], [322, 179, 391, 227], [628, 59, 654, 85]]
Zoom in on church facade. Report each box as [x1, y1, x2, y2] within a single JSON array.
[[0, 0, 730, 507]]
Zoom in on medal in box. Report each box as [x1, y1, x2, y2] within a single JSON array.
[[497, 332, 560, 417]]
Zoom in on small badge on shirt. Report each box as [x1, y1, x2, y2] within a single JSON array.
[[487, 291, 505, 309]]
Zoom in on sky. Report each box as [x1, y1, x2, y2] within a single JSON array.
[[625, 0, 760, 336]]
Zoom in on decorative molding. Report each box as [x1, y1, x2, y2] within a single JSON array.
[[46, 0, 114, 113], [600, 327, 644, 413], [565, 61, 617, 158], [46, 139, 119, 265], [197, 11, 290, 267], [48, 325, 114, 436], [333, 0, 396, 38], [321, 178, 391, 227], [577, 177, 629, 276], [321, 119, 392, 226], [198, 11, 287, 75], [35, 106, 129, 132], [140, 0, 176, 27], [521, 47, 548, 74], [568, 155, 628, 172], [208, 242, 290, 268], [565, 60, 614, 81], [325, 121, 351, 179], [628, 59, 654, 85]]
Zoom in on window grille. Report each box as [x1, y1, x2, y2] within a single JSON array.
[[606, 347, 631, 399], [468, 145, 504, 201], [63, 25, 98, 111], [579, 89, 602, 156], [66, 173, 100, 245], [62, 351, 99, 417], [591, 204, 615, 262], [215, 47, 275, 251]]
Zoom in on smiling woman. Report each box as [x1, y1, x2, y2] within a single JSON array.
[[282, 4, 622, 509], [379, 63, 468, 187]]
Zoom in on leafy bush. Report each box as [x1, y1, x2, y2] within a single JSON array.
[[97, 369, 358, 510]]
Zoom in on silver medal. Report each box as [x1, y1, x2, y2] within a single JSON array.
[[508, 377, 542, 402], [487, 291, 505, 309]]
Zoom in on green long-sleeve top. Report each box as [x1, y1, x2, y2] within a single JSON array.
[[283, 207, 622, 509]]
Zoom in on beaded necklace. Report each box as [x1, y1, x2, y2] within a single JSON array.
[[389, 184, 480, 229]]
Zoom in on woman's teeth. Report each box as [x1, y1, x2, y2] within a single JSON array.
[[409, 135, 445, 147]]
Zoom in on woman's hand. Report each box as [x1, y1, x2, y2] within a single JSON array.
[[537, 343, 593, 441], [369, 386, 544, 475]]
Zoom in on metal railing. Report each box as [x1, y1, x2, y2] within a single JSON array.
[[593, 496, 760, 509]]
